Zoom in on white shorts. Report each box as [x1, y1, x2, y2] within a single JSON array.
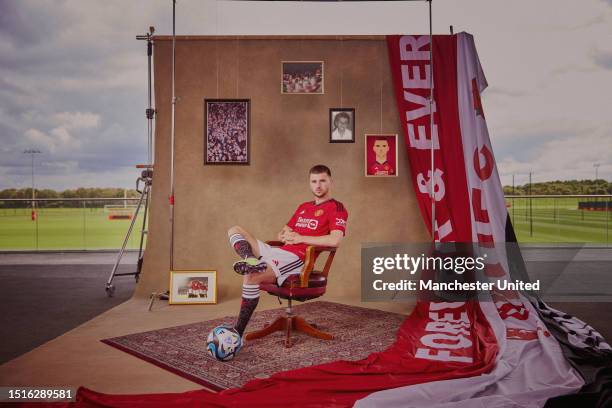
[[256, 240, 304, 286]]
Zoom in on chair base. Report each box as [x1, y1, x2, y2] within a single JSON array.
[[245, 313, 334, 348]]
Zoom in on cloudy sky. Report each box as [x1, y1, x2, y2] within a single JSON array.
[[1, 0, 611, 190]]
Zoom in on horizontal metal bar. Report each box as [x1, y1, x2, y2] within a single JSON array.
[[0, 195, 609, 203], [505, 195, 611, 199], [0, 198, 140, 202]]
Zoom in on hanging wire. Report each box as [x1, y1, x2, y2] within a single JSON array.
[[379, 40, 383, 134], [428, 0, 435, 242], [340, 36, 344, 108], [236, 38, 240, 97], [216, 40, 220, 98]]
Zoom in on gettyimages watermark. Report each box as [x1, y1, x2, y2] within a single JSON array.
[[361, 243, 612, 302]]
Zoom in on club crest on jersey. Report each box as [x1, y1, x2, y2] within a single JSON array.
[[296, 216, 318, 230], [314, 209, 324, 217]]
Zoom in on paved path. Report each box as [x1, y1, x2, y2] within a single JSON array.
[[0, 253, 137, 364]]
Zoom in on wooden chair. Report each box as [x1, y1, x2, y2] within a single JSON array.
[[244, 241, 336, 348]]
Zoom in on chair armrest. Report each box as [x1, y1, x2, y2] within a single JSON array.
[[265, 241, 337, 288]]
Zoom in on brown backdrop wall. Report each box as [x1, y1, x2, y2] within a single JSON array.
[[135, 36, 430, 300]]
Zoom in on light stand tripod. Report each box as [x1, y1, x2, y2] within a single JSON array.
[[105, 167, 153, 297], [105, 26, 156, 297]]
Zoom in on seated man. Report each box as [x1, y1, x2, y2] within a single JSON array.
[[227, 164, 348, 338]]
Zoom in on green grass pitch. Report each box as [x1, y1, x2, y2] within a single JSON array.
[[0, 207, 146, 250], [507, 197, 610, 244], [0, 198, 609, 250]]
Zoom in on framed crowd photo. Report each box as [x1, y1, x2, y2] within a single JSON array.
[[365, 134, 398, 177], [204, 99, 250, 165], [169, 270, 217, 305], [281, 61, 324, 94], [329, 108, 355, 143]]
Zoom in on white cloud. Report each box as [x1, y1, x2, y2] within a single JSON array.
[[53, 112, 100, 130], [1, 0, 611, 190], [498, 125, 612, 184], [24, 128, 56, 153]]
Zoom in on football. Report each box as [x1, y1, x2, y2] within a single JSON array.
[[206, 325, 243, 361]]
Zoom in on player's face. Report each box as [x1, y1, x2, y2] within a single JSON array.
[[309, 172, 331, 198], [373, 140, 389, 157]]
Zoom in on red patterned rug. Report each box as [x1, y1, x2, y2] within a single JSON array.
[[102, 301, 405, 390]]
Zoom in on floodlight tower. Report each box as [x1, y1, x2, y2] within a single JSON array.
[[23, 148, 41, 221], [594, 163, 600, 181]]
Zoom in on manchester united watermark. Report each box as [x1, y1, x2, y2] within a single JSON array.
[[361, 243, 612, 302]]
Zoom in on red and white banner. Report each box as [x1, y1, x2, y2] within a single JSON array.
[[356, 32, 583, 407]]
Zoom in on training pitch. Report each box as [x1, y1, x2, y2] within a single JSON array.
[[0, 208, 146, 251], [0, 198, 609, 250]]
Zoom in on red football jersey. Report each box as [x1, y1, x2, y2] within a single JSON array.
[[369, 161, 395, 176], [281, 199, 348, 260]]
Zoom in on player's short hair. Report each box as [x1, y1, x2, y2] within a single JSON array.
[[334, 112, 351, 127], [309, 164, 332, 177]]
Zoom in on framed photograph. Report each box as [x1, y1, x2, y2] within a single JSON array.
[[329, 108, 355, 143], [281, 61, 324, 94], [365, 134, 398, 177], [169, 270, 217, 305], [204, 99, 250, 165]]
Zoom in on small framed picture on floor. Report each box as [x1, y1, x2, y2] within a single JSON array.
[[169, 270, 217, 305]]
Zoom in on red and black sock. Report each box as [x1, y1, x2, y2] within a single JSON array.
[[229, 233, 256, 259], [234, 283, 260, 336]]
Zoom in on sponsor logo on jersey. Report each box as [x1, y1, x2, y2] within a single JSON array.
[[296, 216, 319, 230], [315, 209, 324, 217]]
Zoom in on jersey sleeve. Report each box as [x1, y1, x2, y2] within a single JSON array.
[[329, 202, 348, 235]]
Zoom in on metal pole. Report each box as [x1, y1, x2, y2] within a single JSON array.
[[169, 0, 177, 271], [32, 152, 37, 249], [24, 149, 41, 247], [428, 0, 435, 243], [147, 28, 155, 165], [529, 172, 533, 237], [512, 173, 515, 222]]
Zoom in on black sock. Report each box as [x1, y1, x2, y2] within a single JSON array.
[[234, 283, 260, 336], [229, 233, 256, 259]]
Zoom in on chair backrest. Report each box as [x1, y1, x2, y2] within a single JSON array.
[[300, 246, 336, 288]]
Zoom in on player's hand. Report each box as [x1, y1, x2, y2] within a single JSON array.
[[284, 231, 302, 244]]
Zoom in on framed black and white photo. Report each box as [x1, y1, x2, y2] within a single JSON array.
[[281, 61, 324, 94], [329, 108, 355, 143], [204, 99, 250, 165], [169, 270, 217, 305]]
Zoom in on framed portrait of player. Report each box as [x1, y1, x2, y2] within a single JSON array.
[[169, 270, 217, 305], [204, 99, 250, 165], [329, 108, 355, 143], [365, 134, 398, 177], [281, 61, 324, 94]]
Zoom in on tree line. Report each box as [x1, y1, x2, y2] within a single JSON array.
[[0, 188, 140, 208], [503, 179, 611, 195]]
